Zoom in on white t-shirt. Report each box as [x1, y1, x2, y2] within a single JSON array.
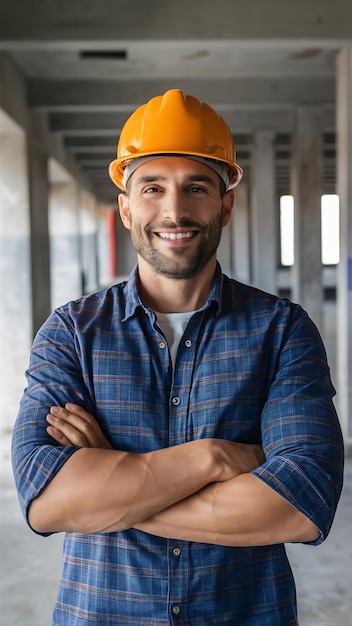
[[155, 311, 194, 367]]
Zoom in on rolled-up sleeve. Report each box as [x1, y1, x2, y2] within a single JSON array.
[[11, 308, 93, 533], [252, 306, 344, 544]]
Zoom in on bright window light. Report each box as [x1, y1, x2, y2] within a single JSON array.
[[321, 194, 340, 265], [280, 195, 294, 266]]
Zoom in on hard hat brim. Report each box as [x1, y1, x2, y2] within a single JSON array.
[[109, 151, 243, 191]]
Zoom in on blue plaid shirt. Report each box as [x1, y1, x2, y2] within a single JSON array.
[[12, 264, 344, 625]]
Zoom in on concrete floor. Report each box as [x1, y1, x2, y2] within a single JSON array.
[[0, 433, 351, 626]]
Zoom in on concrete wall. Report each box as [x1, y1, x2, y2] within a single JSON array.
[[0, 54, 113, 433], [0, 111, 32, 430]]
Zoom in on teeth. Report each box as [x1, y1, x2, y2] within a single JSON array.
[[158, 232, 194, 240]]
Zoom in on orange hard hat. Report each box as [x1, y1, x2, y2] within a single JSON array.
[[109, 89, 243, 191]]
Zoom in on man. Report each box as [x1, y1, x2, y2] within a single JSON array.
[[12, 89, 344, 625]]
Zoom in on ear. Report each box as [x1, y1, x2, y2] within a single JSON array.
[[118, 193, 131, 230], [221, 190, 235, 227]]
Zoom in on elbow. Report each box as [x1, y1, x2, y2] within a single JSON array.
[[28, 496, 87, 534], [28, 493, 128, 535], [28, 488, 72, 534], [28, 496, 55, 534], [295, 516, 320, 543], [296, 520, 321, 543], [28, 496, 88, 534]]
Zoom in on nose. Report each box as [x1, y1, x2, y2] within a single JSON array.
[[161, 185, 190, 222]]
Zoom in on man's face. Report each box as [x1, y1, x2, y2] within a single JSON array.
[[118, 157, 234, 280]]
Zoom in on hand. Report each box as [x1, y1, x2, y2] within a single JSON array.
[[46, 403, 113, 449]]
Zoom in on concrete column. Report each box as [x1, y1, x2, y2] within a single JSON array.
[[79, 190, 98, 294], [115, 204, 137, 279], [0, 111, 32, 432], [49, 179, 82, 309], [336, 47, 352, 439], [232, 182, 251, 283], [96, 203, 111, 287], [251, 131, 277, 294], [217, 207, 233, 277], [27, 138, 51, 335], [291, 107, 323, 330]]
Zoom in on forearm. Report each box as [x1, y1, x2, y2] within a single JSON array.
[[135, 473, 320, 546], [29, 403, 266, 535], [28, 440, 223, 534]]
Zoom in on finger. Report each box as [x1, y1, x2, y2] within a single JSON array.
[[63, 404, 104, 439], [65, 403, 97, 424], [50, 405, 92, 430], [47, 412, 90, 448], [64, 404, 113, 449], [48, 406, 112, 449], [46, 424, 75, 447]]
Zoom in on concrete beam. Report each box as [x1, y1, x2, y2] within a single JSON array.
[[65, 138, 252, 155], [52, 110, 293, 136], [28, 77, 335, 111], [65, 137, 116, 155], [1, 0, 351, 42], [0, 53, 93, 193], [53, 107, 336, 138], [50, 112, 127, 134], [0, 52, 28, 128], [75, 154, 112, 164]]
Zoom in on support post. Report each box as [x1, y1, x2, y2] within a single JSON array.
[[291, 107, 323, 331], [336, 47, 352, 439]]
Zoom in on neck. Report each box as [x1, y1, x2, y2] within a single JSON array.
[[137, 257, 216, 313]]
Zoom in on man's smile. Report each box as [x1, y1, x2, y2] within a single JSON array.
[[155, 231, 197, 241]]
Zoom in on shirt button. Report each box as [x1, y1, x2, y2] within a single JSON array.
[[185, 339, 192, 347], [171, 605, 181, 615], [172, 397, 180, 406], [159, 341, 166, 349], [172, 547, 181, 557]]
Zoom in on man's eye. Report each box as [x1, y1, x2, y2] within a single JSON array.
[[190, 186, 205, 193], [144, 186, 160, 193]]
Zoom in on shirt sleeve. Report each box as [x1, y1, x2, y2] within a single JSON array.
[[252, 304, 344, 545], [11, 307, 95, 535]]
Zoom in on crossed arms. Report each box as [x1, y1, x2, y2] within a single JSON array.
[[28, 403, 320, 546]]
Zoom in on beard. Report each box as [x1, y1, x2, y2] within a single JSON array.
[[129, 210, 224, 280]]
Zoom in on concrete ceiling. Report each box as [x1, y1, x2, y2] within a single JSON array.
[[0, 0, 351, 204]]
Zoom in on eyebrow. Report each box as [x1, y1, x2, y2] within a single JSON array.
[[134, 174, 218, 189]]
